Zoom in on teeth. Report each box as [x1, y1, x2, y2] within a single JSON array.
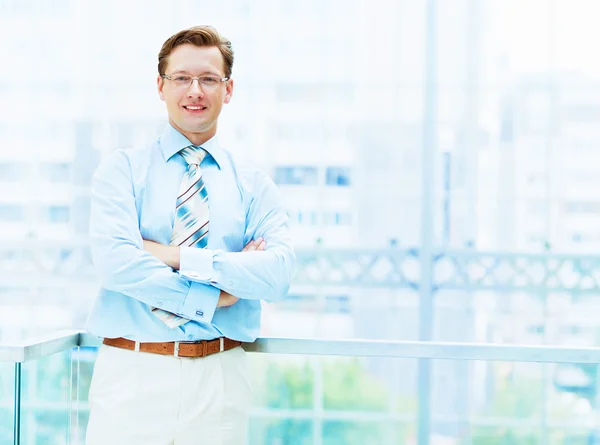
[[186, 106, 203, 110]]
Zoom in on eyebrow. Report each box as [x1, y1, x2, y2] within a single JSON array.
[[169, 70, 222, 76]]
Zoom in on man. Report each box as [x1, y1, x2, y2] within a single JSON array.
[[85, 26, 295, 445]]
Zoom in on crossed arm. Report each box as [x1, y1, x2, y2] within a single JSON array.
[[143, 237, 267, 307], [90, 150, 294, 325]]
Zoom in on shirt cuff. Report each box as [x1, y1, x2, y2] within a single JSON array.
[[179, 282, 220, 323], [179, 247, 215, 282]]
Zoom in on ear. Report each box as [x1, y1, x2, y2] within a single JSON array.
[[223, 78, 234, 104], [157, 75, 165, 101]]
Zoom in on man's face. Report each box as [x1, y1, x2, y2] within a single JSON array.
[[157, 44, 233, 145]]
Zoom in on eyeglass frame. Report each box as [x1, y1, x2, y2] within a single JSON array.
[[160, 73, 230, 90]]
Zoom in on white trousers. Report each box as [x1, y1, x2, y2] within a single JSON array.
[[86, 344, 252, 445]]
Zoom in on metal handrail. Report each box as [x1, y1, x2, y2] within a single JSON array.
[[1, 330, 600, 364]]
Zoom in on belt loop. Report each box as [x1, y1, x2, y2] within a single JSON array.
[[202, 340, 208, 357], [220, 337, 224, 352], [173, 341, 180, 358], [134, 341, 140, 352]]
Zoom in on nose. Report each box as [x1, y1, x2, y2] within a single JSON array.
[[187, 79, 204, 98]]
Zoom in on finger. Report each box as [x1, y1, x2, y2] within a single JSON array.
[[225, 297, 239, 307], [242, 240, 255, 252], [258, 240, 267, 251], [249, 238, 263, 251]]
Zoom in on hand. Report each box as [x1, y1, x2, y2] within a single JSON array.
[[242, 237, 266, 252], [217, 290, 239, 307], [217, 239, 266, 308]]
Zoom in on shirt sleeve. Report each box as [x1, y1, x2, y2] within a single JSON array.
[[89, 149, 220, 324], [179, 170, 296, 302]]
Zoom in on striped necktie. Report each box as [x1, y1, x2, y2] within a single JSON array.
[[152, 145, 210, 328], [171, 145, 210, 248]]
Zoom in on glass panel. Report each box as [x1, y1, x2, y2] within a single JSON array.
[[322, 421, 410, 445], [322, 357, 403, 412], [19, 349, 72, 445], [251, 355, 600, 444], [447, 358, 599, 445], [65, 346, 600, 443], [250, 353, 418, 444], [71, 346, 97, 443], [0, 362, 16, 444], [249, 419, 314, 445], [252, 353, 314, 410]]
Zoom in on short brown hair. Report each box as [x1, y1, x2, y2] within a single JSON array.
[[158, 26, 234, 78]]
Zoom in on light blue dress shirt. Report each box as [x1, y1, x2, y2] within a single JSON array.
[[85, 124, 295, 342]]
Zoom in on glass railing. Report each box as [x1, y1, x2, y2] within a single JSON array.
[[3, 333, 600, 444]]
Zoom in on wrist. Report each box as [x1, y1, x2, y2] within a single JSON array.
[[168, 246, 181, 270]]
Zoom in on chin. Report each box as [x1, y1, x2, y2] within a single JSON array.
[[184, 123, 216, 137]]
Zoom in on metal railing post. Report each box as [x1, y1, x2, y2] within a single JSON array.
[[13, 362, 22, 445]]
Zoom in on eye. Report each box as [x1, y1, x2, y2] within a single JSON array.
[[201, 77, 219, 84], [174, 76, 191, 82]]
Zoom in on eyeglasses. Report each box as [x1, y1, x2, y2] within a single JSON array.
[[161, 74, 229, 90]]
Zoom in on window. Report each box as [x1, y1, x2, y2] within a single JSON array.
[[565, 201, 600, 214], [42, 206, 70, 224], [278, 294, 350, 313], [322, 212, 336, 225], [528, 200, 547, 215], [527, 325, 545, 335], [296, 211, 318, 225], [335, 212, 352, 226], [40, 163, 71, 183], [324, 295, 351, 314], [0, 163, 27, 182], [322, 212, 352, 226], [276, 84, 354, 105], [326, 167, 351, 186], [278, 294, 317, 312], [571, 232, 600, 243], [274, 166, 319, 185], [0, 204, 26, 222]]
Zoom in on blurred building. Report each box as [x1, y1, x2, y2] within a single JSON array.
[[5, 0, 600, 443]]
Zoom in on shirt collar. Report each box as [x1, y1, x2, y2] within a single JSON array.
[[159, 123, 225, 169]]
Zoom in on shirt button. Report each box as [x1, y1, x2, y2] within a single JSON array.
[[196, 310, 204, 317], [228, 280, 234, 286], [157, 301, 163, 306], [188, 335, 194, 340]]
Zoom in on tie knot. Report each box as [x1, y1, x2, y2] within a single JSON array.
[[180, 145, 208, 167]]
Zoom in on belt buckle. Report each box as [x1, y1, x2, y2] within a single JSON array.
[[173, 341, 180, 358]]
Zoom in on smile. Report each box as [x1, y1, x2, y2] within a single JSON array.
[[183, 105, 207, 111]]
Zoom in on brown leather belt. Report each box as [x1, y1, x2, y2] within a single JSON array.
[[103, 337, 242, 358]]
